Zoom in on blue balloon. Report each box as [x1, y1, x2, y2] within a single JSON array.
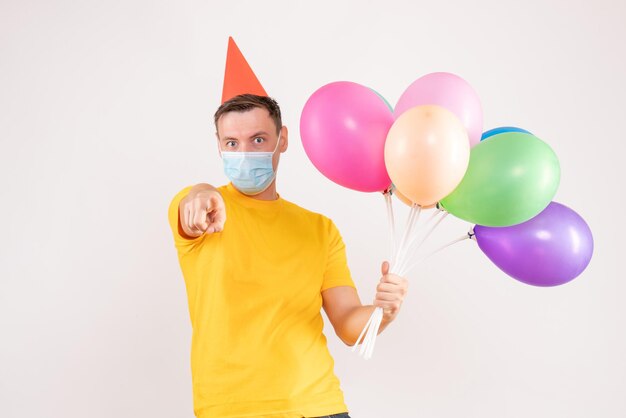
[[369, 88, 393, 112], [481, 126, 531, 141]]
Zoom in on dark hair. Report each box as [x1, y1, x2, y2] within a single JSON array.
[[214, 94, 282, 135]]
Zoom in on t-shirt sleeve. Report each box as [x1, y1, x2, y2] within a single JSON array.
[[321, 218, 356, 291], [167, 186, 207, 253]]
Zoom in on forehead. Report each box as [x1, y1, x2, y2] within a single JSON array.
[[217, 107, 275, 139]]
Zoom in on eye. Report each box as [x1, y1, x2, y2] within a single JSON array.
[[253, 137, 265, 144], [225, 140, 237, 148]]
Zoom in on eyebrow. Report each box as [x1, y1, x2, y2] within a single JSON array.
[[222, 131, 270, 141]]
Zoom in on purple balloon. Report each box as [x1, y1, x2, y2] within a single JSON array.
[[473, 202, 593, 287]]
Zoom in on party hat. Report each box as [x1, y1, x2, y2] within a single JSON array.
[[221, 37, 267, 103]]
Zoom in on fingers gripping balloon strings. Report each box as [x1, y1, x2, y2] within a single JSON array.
[[353, 203, 423, 358], [353, 191, 395, 358], [353, 191, 394, 358], [353, 201, 425, 359], [352, 201, 470, 359]]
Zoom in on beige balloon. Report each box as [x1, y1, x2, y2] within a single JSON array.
[[394, 187, 436, 209], [384, 105, 470, 207]]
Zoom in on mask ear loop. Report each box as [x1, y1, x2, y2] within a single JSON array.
[[264, 132, 282, 191], [272, 131, 282, 154], [247, 131, 283, 196]]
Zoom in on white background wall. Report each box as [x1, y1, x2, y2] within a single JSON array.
[[1, 0, 625, 417]]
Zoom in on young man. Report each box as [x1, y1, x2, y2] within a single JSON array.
[[168, 94, 408, 418]]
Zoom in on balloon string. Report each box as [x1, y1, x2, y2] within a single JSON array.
[[412, 208, 444, 245], [351, 306, 377, 353], [392, 204, 417, 269], [354, 190, 396, 359], [401, 233, 471, 276], [360, 312, 375, 356], [396, 209, 447, 275], [384, 191, 396, 262], [362, 307, 383, 358], [392, 204, 421, 274], [357, 230, 469, 359], [357, 202, 422, 360], [364, 307, 384, 359]]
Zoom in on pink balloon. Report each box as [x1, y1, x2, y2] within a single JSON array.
[[300, 81, 393, 192], [394, 72, 483, 147]]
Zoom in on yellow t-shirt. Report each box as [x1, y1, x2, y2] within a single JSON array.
[[167, 183, 356, 418]]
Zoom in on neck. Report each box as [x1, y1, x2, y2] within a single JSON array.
[[248, 179, 278, 201]]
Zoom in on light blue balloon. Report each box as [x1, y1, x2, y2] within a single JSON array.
[[481, 126, 531, 141], [369, 88, 393, 112]]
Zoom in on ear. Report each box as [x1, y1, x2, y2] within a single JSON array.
[[279, 126, 288, 153]]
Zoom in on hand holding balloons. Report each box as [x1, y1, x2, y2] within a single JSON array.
[[299, 69, 593, 361]]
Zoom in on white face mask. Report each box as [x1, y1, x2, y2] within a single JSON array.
[[220, 133, 281, 195]]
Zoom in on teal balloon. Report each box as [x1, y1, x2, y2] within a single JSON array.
[[440, 132, 560, 226], [369, 88, 393, 112]]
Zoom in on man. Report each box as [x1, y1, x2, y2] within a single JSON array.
[[168, 94, 408, 418], [167, 39, 408, 418]]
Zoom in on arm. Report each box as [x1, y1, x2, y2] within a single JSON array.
[[322, 262, 409, 346]]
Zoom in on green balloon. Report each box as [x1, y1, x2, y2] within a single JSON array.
[[439, 132, 560, 226]]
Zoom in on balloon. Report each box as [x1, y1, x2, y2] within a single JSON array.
[[300, 81, 393, 192], [394, 72, 483, 147], [439, 132, 560, 226], [393, 185, 436, 209], [473, 202, 593, 287], [481, 126, 531, 141], [370, 88, 393, 112], [384, 105, 470, 207]]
